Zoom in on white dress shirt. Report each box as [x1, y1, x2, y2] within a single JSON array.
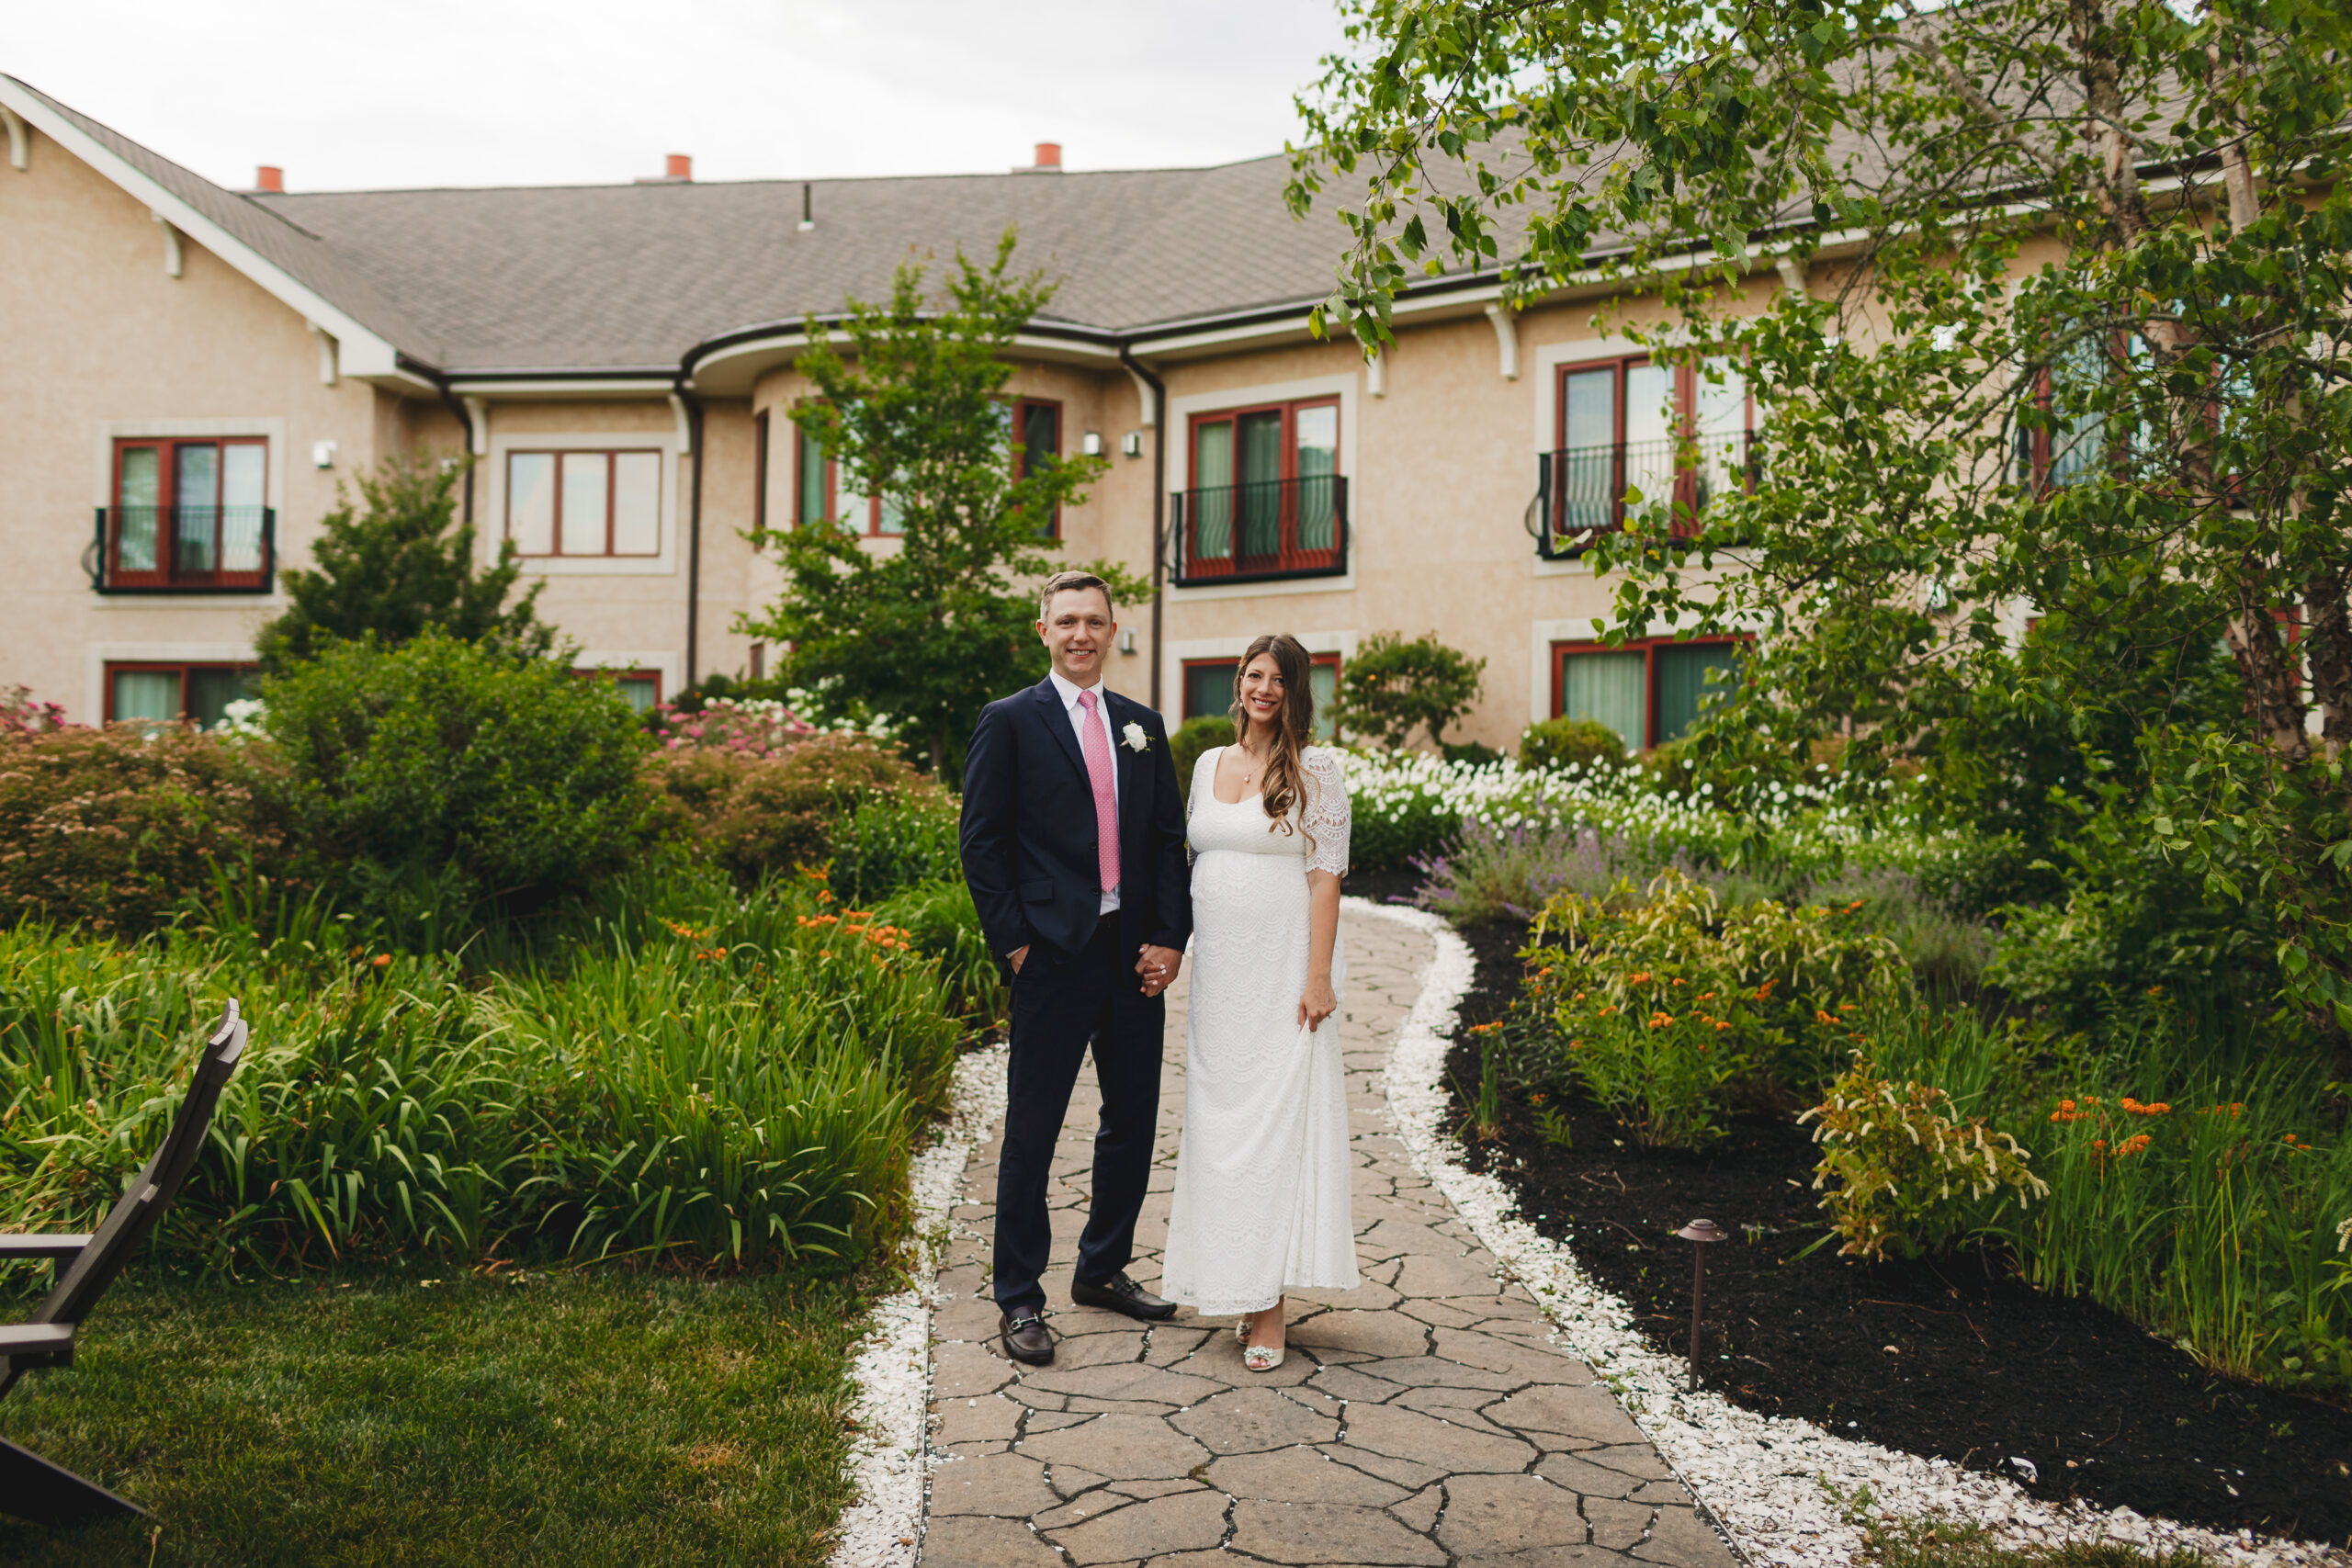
[[1047, 669, 1121, 915]]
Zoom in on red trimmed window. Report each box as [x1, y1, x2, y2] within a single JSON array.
[[104, 661, 257, 731], [1540, 356, 1750, 552], [507, 450, 662, 557], [1013, 397, 1062, 537], [1550, 637, 1743, 752], [796, 424, 902, 536], [106, 437, 271, 590], [1180, 652, 1341, 740], [1175, 398, 1345, 584], [574, 667, 662, 714]]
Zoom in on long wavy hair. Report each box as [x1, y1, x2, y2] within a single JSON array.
[[1228, 633, 1317, 844]]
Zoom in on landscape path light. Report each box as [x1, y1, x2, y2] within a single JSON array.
[[1676, 1218, 1726, 1393]]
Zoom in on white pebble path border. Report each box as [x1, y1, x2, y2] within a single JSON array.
[[1351, 898, 2348, 1568], [828, 1040, 1009, 1568]]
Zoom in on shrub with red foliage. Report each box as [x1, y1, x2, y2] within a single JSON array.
[[0, 726, 288, 934]]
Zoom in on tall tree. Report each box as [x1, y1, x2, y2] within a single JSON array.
[[256, 457, 552, 673], [741, 234, 1136, 776], [1291, 0, 2352, 1045]]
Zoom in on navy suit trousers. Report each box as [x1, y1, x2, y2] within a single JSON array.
[[991, 918, 1164, 1317]]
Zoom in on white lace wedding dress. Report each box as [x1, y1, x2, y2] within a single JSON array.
[[1161, 746, 1358, 1317]]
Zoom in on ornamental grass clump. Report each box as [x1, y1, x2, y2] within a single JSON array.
[[1801, 1055, 2048, 1261]]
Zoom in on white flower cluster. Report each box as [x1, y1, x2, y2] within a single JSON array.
[[1338, 749, 1890, 860]]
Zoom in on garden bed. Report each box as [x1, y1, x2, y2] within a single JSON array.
[[1442, 917, 2352, 1549]]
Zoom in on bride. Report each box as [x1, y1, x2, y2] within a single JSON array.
[[1161, 633, 1356, 1371]]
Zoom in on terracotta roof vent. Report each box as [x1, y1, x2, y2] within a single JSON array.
[[637, 154, 693, 184], [254, 165, 284, 194], [1018, 141, 1063, 174]]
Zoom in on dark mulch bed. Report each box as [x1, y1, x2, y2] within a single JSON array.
[[1441, 916, 2352, 1548], [1345, 867, 1427, 908]]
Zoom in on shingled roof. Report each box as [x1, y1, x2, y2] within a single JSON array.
[[7, 72, 1375, 376], [258, 160, 1360, 374]]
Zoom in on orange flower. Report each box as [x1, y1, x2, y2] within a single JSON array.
[[1713, 1021, 1732, 1032], [1815, 1010, 1838, 1025], [1629, 971, 1654, 984], [1648, 1012, 1675, 1028], [371, 954, 391, 969], [1696, 991, 1716, 1001]]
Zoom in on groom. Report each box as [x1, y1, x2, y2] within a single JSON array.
[[959, 570, 1192, 1366]]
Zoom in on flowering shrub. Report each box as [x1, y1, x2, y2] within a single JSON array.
[[0, 686, 70, 737], [650, 733, 934, 888], [0, 725, 287, 934], [647, 696, 819, 758], [1801, 1055, 2048, 1261], [1339, 748, 1897, 875], [647, 686, 899, 759]]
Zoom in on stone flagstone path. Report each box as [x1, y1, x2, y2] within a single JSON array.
[[920, 906, 1742, 1568]]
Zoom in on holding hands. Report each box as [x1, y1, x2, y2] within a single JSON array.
[[1136, 943, 1182, 998]]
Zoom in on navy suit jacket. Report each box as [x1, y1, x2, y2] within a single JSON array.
[[959, 678, 1192, 967]]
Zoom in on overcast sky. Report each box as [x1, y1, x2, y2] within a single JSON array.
[[3, 0, 1351, 192]]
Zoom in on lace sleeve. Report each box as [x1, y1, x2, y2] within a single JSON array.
[[1301, 748, 1351, 877]]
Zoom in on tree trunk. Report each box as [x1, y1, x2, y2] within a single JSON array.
[[2226, 558, 2312, 759], [2306, 569, 2352, 766]]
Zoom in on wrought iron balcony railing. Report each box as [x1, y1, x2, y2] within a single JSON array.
[[1170, 474, 1348, 586], [1532, 435, 1752, 558], [86, 506, 275, 593]]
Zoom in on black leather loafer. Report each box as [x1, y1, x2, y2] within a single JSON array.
[[1001, 1312, 1055, 1365], [1069, 1272, 1177, 1322]]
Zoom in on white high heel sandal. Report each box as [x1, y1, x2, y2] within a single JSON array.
[[1239, 1302, 1285, 1372]]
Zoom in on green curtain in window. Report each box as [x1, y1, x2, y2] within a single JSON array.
[[1654, 643, 1739, 744], [111, 671, 179, 724], [118, 446, 160, 570], [1184, 660, 1238, 721], [1561, 650, 1646, 752], [797, 428, 827, 526], [175, 444, 220, 574], [1192, 423, 1234, 559], [1558, 369, 1617, 534], [1236, 411, 1283, 558], [187, 669, 254, 731], [1295, 405, 1338, 551]]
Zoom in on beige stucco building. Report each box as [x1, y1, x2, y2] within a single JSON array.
[[1, 74, 1763, 754]]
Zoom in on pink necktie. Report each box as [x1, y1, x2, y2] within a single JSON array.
[[1078, 690, 1121, 897]]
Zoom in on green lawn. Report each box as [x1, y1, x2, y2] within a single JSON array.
[[0, 1264, 867, 1566]]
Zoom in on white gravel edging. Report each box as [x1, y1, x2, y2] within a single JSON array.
[[827, 1042, 1010, 1568], [1346, 897, 2346, 1568]]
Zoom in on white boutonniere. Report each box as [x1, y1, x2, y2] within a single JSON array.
[[1121, 722, 1148, 753]]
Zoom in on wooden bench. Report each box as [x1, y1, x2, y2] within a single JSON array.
[[0, 1000, 247, 1525]]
